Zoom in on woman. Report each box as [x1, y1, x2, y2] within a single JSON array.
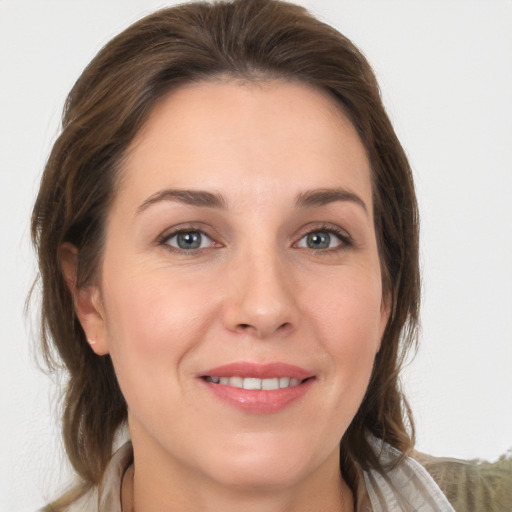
[[30, 1, 510, 511]]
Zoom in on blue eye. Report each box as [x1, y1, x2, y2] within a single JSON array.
[[297, 230, 346, 250], [164, 230, 214, 250]]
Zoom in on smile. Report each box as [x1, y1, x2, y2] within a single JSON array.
[[199, 362, 315, 413], [203, 376, 304, 390]]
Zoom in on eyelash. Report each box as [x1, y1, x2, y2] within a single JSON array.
[[158, 225, 218, 254], [157, 224, 352, 254], [296, 224, 353, 253]]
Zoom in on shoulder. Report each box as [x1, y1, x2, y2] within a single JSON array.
[[40, 441, 133, 512], [412, 450, 512, 512]]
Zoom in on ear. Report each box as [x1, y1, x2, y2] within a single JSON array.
[[59, 242, 109, 356]]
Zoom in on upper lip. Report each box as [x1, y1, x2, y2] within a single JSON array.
[[199, 362, 314, 380]]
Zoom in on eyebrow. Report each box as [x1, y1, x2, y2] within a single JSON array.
[[137, 189, 227, 213], [136, 186, 367, 215], [295, 187, 368, 215]]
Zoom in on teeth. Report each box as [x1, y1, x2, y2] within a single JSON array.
[[261, 378, 279, 390], [229, 376, 243, 388], [279, 377, 290, 388], [205, 376, 304, 389], [243, 377, 261, 390]]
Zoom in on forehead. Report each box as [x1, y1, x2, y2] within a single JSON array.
[[118, 79, 372, 213]]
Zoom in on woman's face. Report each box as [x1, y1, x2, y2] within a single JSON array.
[[85, 80, 388, 492]]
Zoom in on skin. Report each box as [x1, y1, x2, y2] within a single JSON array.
[[63, 80, 389, 512]]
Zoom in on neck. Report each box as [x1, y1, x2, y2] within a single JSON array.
[[121, 440, 353, 512]]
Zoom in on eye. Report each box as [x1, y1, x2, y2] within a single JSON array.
[[296, 228, 349, 250], [163, 230, 215, 251]]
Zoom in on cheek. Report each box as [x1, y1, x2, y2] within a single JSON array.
[[309, 272, 384, 389], [313, 270, 384, 341], [102, 267, 216, 370], [100, 267, 220, 433]]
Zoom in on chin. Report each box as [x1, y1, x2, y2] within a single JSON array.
[[199, 437, 322, 491]]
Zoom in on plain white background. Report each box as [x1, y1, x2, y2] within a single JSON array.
[[1, 1, 511, 510]]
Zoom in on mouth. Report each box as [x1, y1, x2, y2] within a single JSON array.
[[198, 362, 315, 413], [202, 375, 311, 390]]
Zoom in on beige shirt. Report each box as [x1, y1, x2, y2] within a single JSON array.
[[50, 441, 512, 512]]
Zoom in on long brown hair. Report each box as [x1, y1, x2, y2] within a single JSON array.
[[32, 0, 419, 502]]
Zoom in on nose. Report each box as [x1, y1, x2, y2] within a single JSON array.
[[222, 249, 299, 339]]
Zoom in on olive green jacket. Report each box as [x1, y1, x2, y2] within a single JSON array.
[[413, 450, 512, 512]]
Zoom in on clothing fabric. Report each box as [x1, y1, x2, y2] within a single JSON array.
[[413, 450, 512, 512], [357, 437, 454, 511], [49, 440, 512, 512]]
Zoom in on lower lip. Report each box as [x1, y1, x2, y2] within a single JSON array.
[[200, 378, 315, 414]]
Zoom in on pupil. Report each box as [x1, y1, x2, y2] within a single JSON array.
[[307, 232, 330, 249], [177, 231, 201, 249]]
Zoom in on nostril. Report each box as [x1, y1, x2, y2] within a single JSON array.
[[234, 320, 294, 338]]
